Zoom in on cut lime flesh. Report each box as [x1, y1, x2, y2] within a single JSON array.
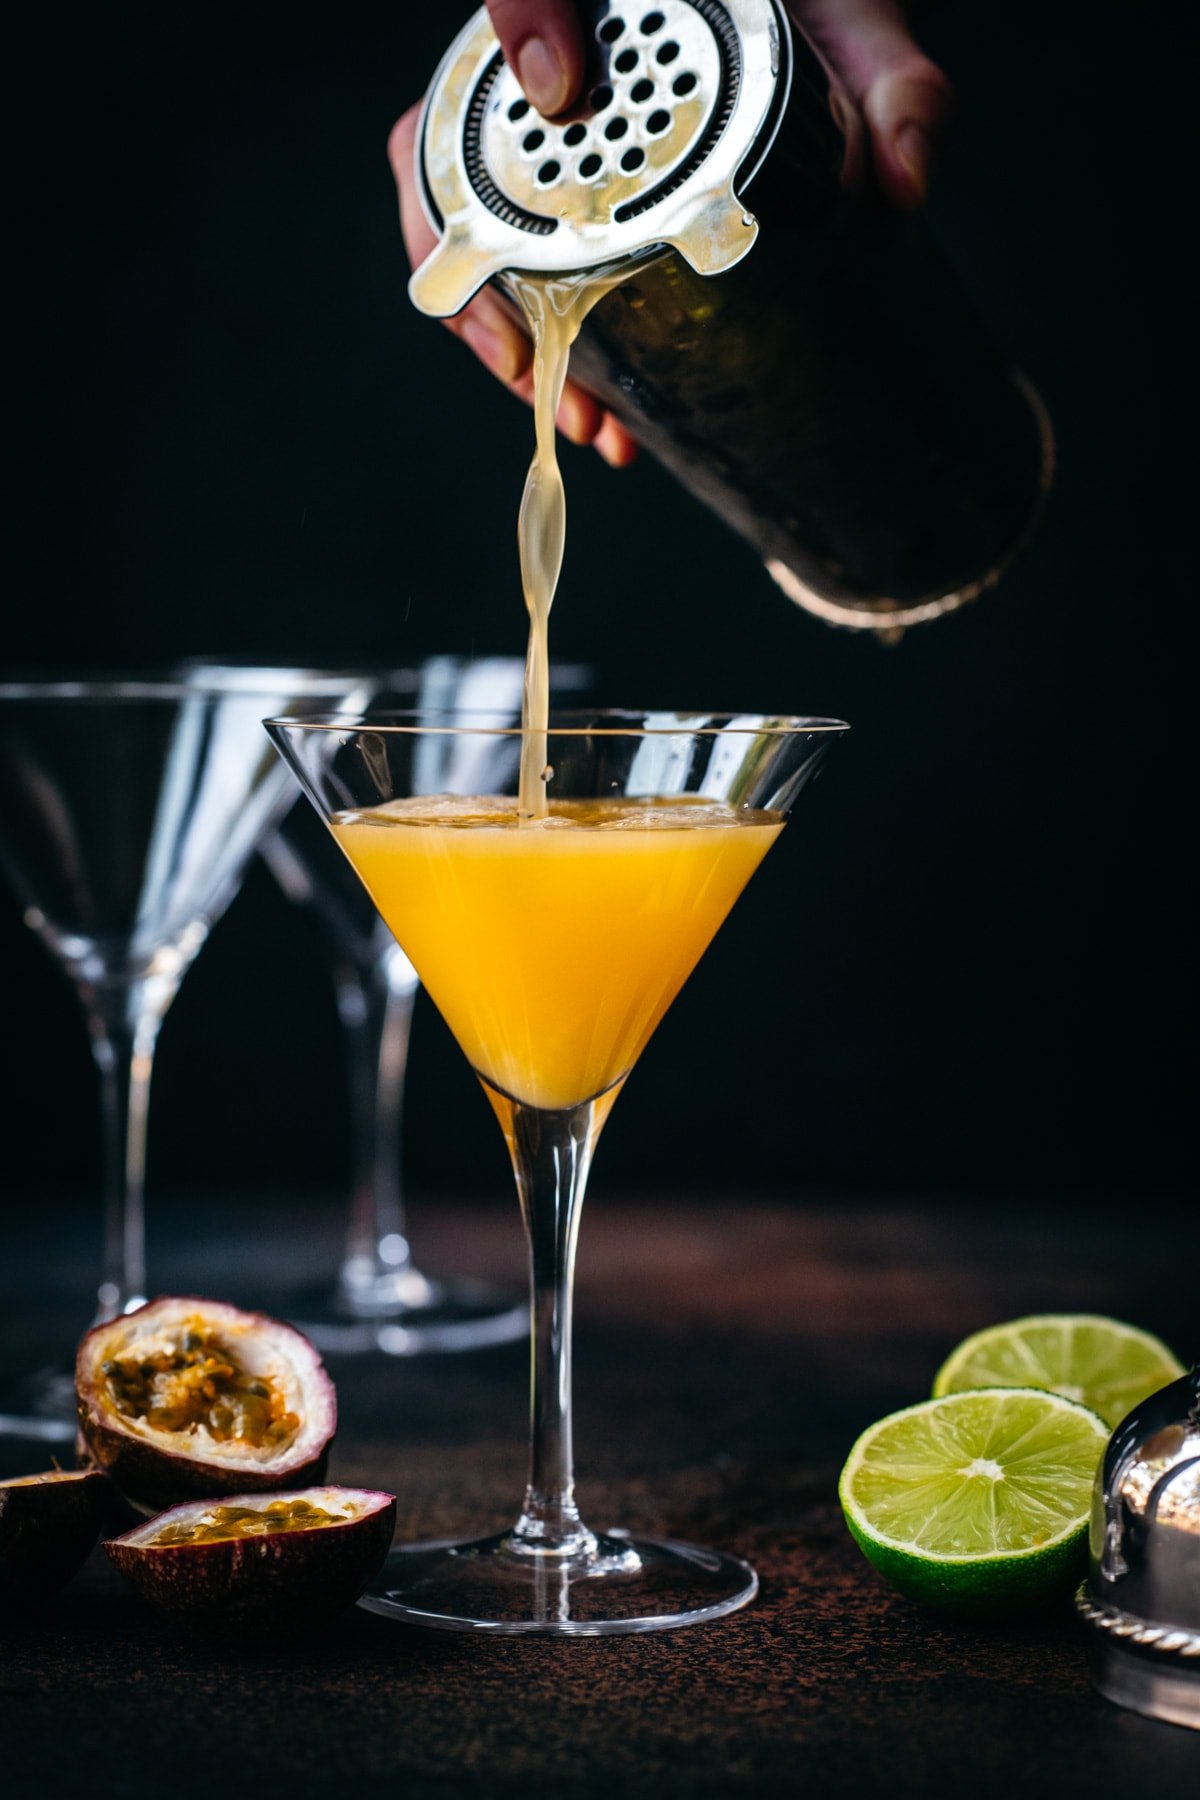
[[932, 1313, 1185, 1429], [839, 1387, 1109, 1614]]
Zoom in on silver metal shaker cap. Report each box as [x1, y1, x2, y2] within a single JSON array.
[[1077, 1365, 1200, 1730], [409, 1, 792, 318]]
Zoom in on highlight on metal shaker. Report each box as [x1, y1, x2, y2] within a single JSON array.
[[1076, 1365, 1200, 1731], [410, 1, 1054, 639]]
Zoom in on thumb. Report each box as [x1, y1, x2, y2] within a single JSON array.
[[862, 64, 956, 208], [486, 0, 587, 117], [790, 1, 955, 208]]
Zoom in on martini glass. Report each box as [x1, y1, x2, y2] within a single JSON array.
[[0, 675, 365, 1440], [267, 710, 846, 1635]]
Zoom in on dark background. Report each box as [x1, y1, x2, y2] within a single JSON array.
[[3, 1, 1195, 1223]]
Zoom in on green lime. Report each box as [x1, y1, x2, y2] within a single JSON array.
[[838, 1387, 1108, 1614], [932, 1313, 1184, 1429]]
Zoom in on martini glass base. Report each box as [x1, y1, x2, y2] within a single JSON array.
[[288, 1272, 528, 1357], [359, 1532, 759, 1636]]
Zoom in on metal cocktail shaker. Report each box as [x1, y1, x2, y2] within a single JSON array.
[[1077, 1366, 1200, 1731], [409, 0, 1053, 637]]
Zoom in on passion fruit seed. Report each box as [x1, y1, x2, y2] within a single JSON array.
[[152, 1498, 350, 1546], [100, 1322, 299, 1449]]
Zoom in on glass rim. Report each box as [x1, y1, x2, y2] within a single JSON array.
[[177, 654, 589, 679], [0, 662, 593, 705], [0, 680, 204, 702], [263, 709, 851, 738], [0, 676, 359, 703]]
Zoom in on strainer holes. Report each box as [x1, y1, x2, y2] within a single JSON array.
[[562, 122, 588, 147], [523, 128, 546, 153], [614, 48, 639, 74], [646, 108, 671, 134], [604, 115, 629, 140], [672, 71, 697, 96], [620, 146, 646, 173], [578, 152, 604, 179], [598, 17, 625, 42], [630, 78, 654, 103], [536, 159, 562, 185], [640, 10, 665, 31], [590, 83, 614, 111], [508, 99, 530, 122], [656, 40, 680, 64]]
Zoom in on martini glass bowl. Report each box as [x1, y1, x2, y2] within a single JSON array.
[[267, 710, 846, 1635]]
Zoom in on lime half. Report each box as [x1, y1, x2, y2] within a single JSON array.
[[839, 1387, 1108, 1614], [932, 1314, 1185, 1429]]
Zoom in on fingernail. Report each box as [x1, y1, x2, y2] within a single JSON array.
[[517, 36, 570, 116], [462, 316, 518, 383], [894, 123, 931, 203]]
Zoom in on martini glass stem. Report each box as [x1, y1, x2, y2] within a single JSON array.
[[84, 978, 171, 1322], [503, 1091, 611, 1556], [335, 943, 420, 1297]]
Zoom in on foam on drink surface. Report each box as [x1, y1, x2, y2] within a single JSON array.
[[335, 796, 780, 833]]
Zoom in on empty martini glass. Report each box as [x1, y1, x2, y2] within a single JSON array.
[[192, 658, 585, 1355], [267, 710, 846, 1635], [0, 675, 365, 1440]]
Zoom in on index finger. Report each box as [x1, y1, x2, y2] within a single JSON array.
[[487, 0, 587, 116]]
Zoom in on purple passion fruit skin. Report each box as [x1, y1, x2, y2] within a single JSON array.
[[106, 1487, 396, 1637], [76, 1298, 336, 1515], [0, 1470, 110, 1617]]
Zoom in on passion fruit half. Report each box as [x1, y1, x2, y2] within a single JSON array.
[[0, 1469, 110, 1617], [106, 1486, 396, 1636], [76, 1297, 336, 1513]]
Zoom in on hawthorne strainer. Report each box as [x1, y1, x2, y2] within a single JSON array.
[[410, 1, 790, 316]]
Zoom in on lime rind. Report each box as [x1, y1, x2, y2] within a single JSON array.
[[841, 1511, 1088, 1615], [839, 1387, 1109, 1615], [931, 1313, 1185, 1429]]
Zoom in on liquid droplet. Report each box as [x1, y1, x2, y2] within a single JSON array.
[[541, 764, 554, 783]]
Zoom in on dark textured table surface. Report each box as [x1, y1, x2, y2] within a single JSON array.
[[2, 1193, 1197, 1797]]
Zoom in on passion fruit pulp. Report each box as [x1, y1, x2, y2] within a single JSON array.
[[76, 1298, 336, 1514], [153, 1496, 348, 1545], [0, 1469, 110, 1617], [106, 1486, 396, 1636]]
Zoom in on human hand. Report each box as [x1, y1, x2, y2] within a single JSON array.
[[389, 101, 639, 467], [788, 1, 955, 208], [388, 2, 953, 460], [436, 1, 955, 201]]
